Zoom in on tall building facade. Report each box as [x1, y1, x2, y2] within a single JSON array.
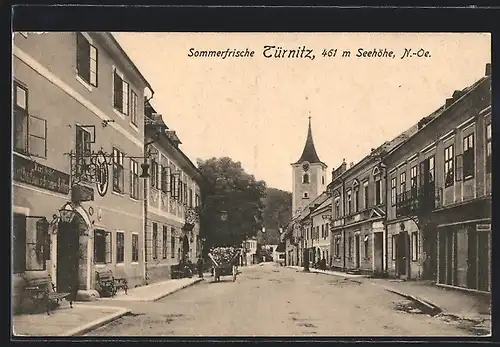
[[13, 32, 151, 311], [386, 65, 491, 291], [144, 101, 203, 283]]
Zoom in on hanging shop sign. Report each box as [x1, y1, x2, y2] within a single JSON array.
[[13, 154, 70, 195], [71, 184, 95, 203], [95, 151, 109, 197]]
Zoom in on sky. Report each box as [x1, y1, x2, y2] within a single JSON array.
[[113, 32, 491, 192]]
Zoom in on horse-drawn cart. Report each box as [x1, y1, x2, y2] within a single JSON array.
[[208, 247, 240, 283]]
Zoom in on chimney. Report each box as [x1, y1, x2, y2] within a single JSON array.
[[445, 98, 454, 107], [485, 63, 491, 76]]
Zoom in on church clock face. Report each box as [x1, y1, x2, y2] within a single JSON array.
[[302, 162, 310, 172]]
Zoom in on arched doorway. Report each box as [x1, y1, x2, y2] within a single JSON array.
[[56, 214, 83, 294]]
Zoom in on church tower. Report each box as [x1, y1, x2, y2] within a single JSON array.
[[291, 117, 328, 216]]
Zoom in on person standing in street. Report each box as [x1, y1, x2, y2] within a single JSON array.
[[197, 256, 204, 278]]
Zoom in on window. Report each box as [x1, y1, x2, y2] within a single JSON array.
[[152, 223, 158, 260], [116, 231, 124, 263], [322, 176, 325, 185], [391, 177, 397, 206], [13, 82, 29, 153], [463, 133, 475, 179], [132, 233, 139, 263], [130, 159, 139, 199], [410, 165, 418, 195], [113, 148, 125, 193], [170, 229, 176, 258], [162, 226, 168, 259], [113, 68, 129, 115], [334, 237, 340, 257], [130, 90, 138, 126], [321, 225, 325, 239], [486, 123, 492, 173], [303, 192, 309, 199], [428, 156, 435, 183], [151, 160, 159, 189], [348, 236, 352, 258], [161, 165, 170, 193], [363, 181, 369, 209], [189, 188, 193, 207], [178, 178, 183, 202], [195, 194, 200, 208], [347, 190, 352, 215], [183, 182, 188, 204], [364, 235, 369, 259], [444, 145, 454, 187], [334, 198, 340, 218], [76, 126, 92, 181], [13, 214, 26, 274], [13, 82, 47, 158], [353, 188, 359, 212], [411, 232, 418, 262], [76, 33, 98, 87], [325, 223, 329, 239], [392, 235, 396, 260], [94, 229, 111, 264], [170, 169, 177, 198], [400, 172, 407, 201], [375, 179, 382, 205], [302, 173, 310, 184]]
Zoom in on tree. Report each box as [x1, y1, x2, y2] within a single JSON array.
[[197, 157, 267, 251], [258, 188, 292, 245]]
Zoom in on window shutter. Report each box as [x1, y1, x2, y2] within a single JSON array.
[[113, 69, 123, 110], [166, 167, 171, 193], [76, 33, 90, 82], [105, 232, 112, 263], [455, 154, 463, 181]]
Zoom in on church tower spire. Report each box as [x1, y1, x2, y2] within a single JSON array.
[[291, 116, 328, 215], [295, 116, 323, 164]]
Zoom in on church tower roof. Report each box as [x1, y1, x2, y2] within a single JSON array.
[[294, 117, 324, 165]]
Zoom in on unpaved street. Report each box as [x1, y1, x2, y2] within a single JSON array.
[[86, 263, 470, 336]]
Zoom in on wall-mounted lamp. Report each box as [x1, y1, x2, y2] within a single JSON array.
[[140, 163, 151, 178], [59, 202, 76, 224]]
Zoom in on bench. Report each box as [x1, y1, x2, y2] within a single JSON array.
[[23, 277, 72, 315], [95, 270, 128, 297]]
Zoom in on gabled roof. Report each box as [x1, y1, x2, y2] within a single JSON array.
[[294, 117, 325, 165]]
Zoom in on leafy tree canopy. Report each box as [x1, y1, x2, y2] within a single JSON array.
[[197, 157, 267, 250], [257, 188, 292, 245]]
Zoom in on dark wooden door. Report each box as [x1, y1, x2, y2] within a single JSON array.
[[56, 221, 80, 294], [355, 235, 360, 268], [396, 232, 408, 276], [477, 231, 489, 291], [438, 230, 446, 284], [467, 228, 478, 289], [373, 232, 384, 273]]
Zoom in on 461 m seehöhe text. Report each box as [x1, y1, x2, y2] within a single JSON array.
[[187, 46, 431, 60]]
